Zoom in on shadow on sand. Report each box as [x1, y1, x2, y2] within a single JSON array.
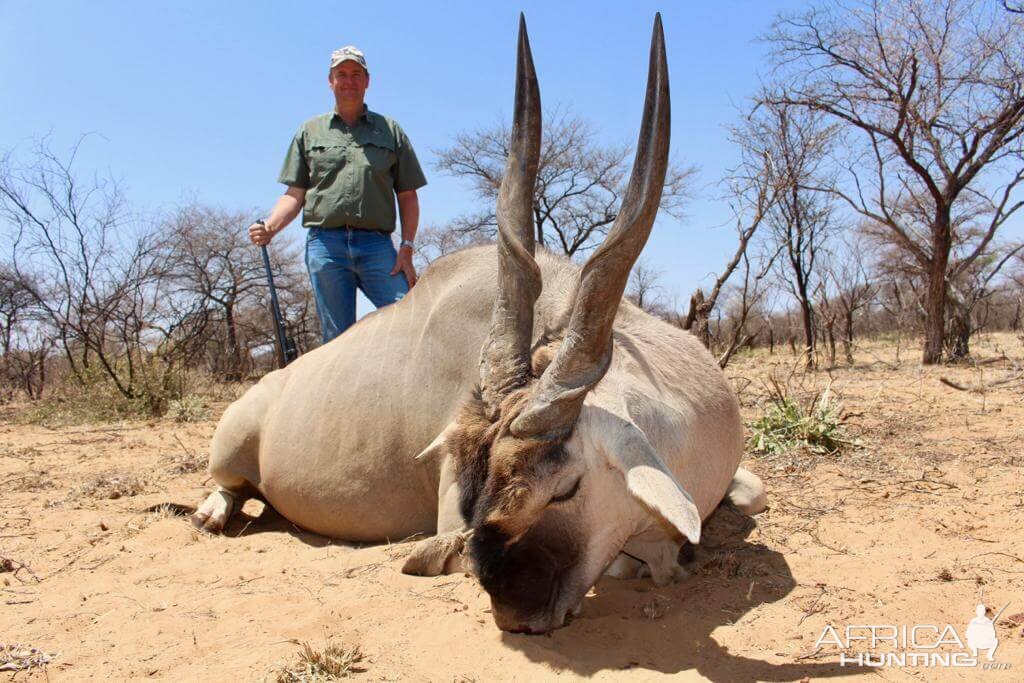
[[159, 500, 855, 680], [154, 500, 339, 548], [496, 506, 857, 681]]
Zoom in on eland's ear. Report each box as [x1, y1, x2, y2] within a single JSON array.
[[600, 422, 701, 544], [414, 421, 460, 461]]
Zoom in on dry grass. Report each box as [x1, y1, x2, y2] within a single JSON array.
[[166, 449, 205, 475], [272, 639, 365, 681], [166, 394, 212, 423], [76, 472, 148, 500], [0, 643, 57, 672], [120, 504, 189, 538], [1, 469, 54, 492]]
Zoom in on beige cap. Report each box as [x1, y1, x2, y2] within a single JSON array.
[[330, 45, 368, 71]]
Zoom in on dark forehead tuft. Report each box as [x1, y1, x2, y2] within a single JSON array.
[[448, 389, 494, 523], [449, 386, 569, 525]]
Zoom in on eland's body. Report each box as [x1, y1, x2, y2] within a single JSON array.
[[205, 246, 746, 540], [195, 14, 766, 633]]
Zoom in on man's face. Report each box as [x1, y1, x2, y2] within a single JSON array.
[[328, 61, 369, 105]]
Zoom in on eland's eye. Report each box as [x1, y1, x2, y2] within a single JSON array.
[[550, 476, 582, 504]]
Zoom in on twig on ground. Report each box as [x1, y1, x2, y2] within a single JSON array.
[[939, 373, 1023, 393], [806, 529, 850, 555], [797, 585, 828, 625], [969, 551, 1024, 564], [0, 555, 41, 584]]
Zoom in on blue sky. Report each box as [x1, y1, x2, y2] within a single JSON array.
[[1, 0, 846, 311]]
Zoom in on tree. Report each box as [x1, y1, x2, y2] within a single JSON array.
[[0, 139, 232, 411], [822, 235, 876, 364], [862, 192, 1022, 359], [433, 106, 696, 256], [0, 264, 51, 399], [1, 139, 171, 402], [164, 204, 272, 379], [757, 102, 837, 370], [764, 0, 1024, 364], [625, 258, 665, 313], [714, 244, 777, 368], [946, 242, 1023, 358], [683, 105, 789, 347], [414, 220, 492, 268]]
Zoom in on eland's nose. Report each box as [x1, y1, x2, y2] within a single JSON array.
[[492, 610, 558, 634]]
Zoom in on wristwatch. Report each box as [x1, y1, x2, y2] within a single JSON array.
[[400, 239, 415, 250]]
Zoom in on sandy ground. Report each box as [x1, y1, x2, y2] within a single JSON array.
[[2, 333, 1023, 681]]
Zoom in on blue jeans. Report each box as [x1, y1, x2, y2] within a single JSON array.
[[305, 227, 409, 343]]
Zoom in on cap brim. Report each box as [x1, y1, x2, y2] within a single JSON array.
[[330, 58, 367, 70]]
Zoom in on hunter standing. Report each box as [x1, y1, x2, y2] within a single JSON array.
[[249, 45, 427, 343]]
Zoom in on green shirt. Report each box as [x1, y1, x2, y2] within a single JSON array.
[[278, 107, 427, 232]]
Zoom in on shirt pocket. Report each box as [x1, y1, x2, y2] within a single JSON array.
[[361, 136, 396, 177], [305, 143, 347, 181]]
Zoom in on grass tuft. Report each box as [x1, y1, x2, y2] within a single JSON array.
[[273, 639, 365, 682], [77, 473, 148, 500]]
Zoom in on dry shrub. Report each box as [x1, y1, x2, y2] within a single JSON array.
[[697, 546, 772, 579], [3, 470, 54, 492], [166, 450, 205, 475], [166, 394, 211, 423], [77, 473, 148, 500], [0, 445, 42, 460], [0, 643, 57, 672], [273, 639, 365, 681], [13, 364, 228, 426], [699, 551, 743, 578]]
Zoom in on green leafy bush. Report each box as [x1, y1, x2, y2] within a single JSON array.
[[748, 380, 852, 457]]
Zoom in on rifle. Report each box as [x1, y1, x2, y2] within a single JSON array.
[[257, 220, 298, 368]]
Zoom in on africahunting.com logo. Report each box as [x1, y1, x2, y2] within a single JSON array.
[[815, 600, 1013, 669]]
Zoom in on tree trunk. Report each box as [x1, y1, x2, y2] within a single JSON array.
[[947, 317, 971, 361], [922, 209, 952, 365], [224, 302, 242, 381], [843, 310, 855, 365], [685, 289, 711, 349], [824, 317, 837, 369], [35, 349, 46, 399], [800, 298, 815, 370], [946, 298, 972, 362]]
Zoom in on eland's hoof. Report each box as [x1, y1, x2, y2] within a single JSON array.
[[402, 531, 468, 576], [190, 489, 236, 534]]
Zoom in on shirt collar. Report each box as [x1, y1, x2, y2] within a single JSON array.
[[331, 104, 371, 127]]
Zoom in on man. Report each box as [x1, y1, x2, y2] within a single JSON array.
[[249, 45, 427, 343]]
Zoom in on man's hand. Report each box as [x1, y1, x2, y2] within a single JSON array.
[[391, 245, 418, 288], [249, 188, 305, 246], [248, 221, 275, 246]]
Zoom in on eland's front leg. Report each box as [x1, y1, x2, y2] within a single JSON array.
[[402, 455, 471, 576]]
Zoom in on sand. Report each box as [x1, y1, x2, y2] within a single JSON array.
[[2, 334, 1022, 681]]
